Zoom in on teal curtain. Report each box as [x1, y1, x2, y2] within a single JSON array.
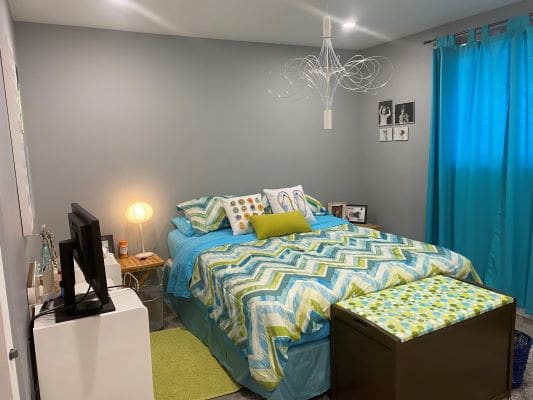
[[426, 15, 533, 313]]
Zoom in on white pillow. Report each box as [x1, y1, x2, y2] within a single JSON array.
[[222, 194, 265, 235], [263, 185, 316, 222]]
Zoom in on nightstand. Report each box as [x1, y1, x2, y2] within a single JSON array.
[[355, 223, 382, 231], [118, 254, 165, 331], [118, 254, 165, 286]]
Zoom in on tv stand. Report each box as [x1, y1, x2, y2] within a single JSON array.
[[33, 285, 153, 400], [57, 239, 115, 323], [54, 292, 115, 323]]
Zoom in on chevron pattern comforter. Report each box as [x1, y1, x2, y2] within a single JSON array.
[[190, 223, 478, 390]]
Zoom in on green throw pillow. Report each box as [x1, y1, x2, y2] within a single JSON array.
[[250, 211, 312, 240]]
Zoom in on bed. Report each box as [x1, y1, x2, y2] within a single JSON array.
[[165, 215, 478, 400]]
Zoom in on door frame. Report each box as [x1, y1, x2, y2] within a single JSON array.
[[0, 244, 20, 399]]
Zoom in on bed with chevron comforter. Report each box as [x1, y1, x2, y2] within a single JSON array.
[[168, 217, 479, 391]]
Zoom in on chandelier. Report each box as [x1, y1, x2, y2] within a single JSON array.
[[271, 15, 393, 129]]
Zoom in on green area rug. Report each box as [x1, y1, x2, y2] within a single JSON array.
[[150, 327, 241, 400]]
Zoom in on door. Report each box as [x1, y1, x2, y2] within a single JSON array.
[[0, 245, 20, 399]]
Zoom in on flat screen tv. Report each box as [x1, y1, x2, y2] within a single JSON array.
[[55, 203, 115, 322]]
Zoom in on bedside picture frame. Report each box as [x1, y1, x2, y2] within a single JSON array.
[[346, 205, 368, 224], [328, 202, 347, 219], [101, 235, 115, 256]]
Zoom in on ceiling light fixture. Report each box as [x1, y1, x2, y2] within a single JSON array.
[[343, 21, 356, 29], [270, 15, 393, 130]]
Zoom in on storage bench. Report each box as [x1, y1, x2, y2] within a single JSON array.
[[331, 275, 515, 400]]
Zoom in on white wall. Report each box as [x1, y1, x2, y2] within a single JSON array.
[[0, 0, 35, 397]]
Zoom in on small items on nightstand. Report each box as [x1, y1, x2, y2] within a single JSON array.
[[125, 202, 154, 259]]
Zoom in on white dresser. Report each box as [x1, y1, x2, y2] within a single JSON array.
[[33, 285, 154, 400]]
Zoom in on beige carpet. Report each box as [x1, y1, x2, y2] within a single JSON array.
[[151, 327, 240, 400]]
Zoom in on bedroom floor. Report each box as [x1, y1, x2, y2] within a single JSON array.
[[162, 303, 533, 400]]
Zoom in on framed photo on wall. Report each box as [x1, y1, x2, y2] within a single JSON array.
[[379, 127, 393, 142], [101, 235, 115, 256], [394, 101, 415, 124], [378, 100, 393, 126], [346, 205, 368, 224], [327, 202, 347, 219], [393, 126, 409, 141]]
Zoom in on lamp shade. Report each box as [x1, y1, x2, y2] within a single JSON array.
[[126, 202, 153, 224]]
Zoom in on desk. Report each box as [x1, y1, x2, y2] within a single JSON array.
[[33, 284, 154, 400]]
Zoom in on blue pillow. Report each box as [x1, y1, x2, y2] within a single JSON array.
[[171, 216, 196, 237]]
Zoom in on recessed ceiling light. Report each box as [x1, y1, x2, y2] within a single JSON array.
[[343, 21, 357, 29]]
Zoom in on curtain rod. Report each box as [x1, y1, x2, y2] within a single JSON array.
[[423, 13, 532, 45]]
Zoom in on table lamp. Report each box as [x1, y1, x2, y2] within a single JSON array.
[[126, 202, 154, 259]]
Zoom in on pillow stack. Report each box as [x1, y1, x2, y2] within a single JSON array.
[[175, 185, 328, 239]]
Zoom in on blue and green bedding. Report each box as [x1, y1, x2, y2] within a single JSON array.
[[167, 216, 478, 390]]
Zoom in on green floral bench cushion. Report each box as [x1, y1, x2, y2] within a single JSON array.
[[335, 275, 513, 342]]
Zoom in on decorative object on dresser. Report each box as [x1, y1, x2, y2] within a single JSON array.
[[379, 127, 393, 142], [331, 275, 515, 400], [125, 201, 154, 259], [393, 126, 409, 141], [328, 202, 347, 219], [394, 101, 415, 124], [346, 204, 368, 224], [378, 100, 393, 126]]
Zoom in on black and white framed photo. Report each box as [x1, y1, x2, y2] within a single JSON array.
[[378, 100, 393, 126], [328, 202, 347, 219], [346, 205, 368, 224], [379, 127, 393, 142], [101, 234, 115, 256], [393, 126, 409, 141], [394, 101, 415, 124]]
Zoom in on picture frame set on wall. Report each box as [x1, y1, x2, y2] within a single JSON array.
[[377, 100, 415, 142]]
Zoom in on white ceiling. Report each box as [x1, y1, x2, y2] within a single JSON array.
[[9, 0, 520, 50]]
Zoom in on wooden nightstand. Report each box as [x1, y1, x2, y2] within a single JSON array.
[[118, 254, 165, 287], [118, 254, 166, 331], [355, 223, 382, 231]]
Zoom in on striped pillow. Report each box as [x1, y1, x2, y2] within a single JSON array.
[[176, 195, 231, 235], [261, 194, 327, 216], [305, 195, 328, 216]]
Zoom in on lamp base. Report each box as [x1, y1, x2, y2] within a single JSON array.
[[135, 251, 154, 260]]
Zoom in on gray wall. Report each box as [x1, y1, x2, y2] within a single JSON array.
[[0, 0, 35, 398], [14, 23, 362, 257], [356, 0, 533, 241], [13, 0, 533, 261]]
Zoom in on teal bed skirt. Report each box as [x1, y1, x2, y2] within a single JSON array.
[[166, 295, 330, 400]]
